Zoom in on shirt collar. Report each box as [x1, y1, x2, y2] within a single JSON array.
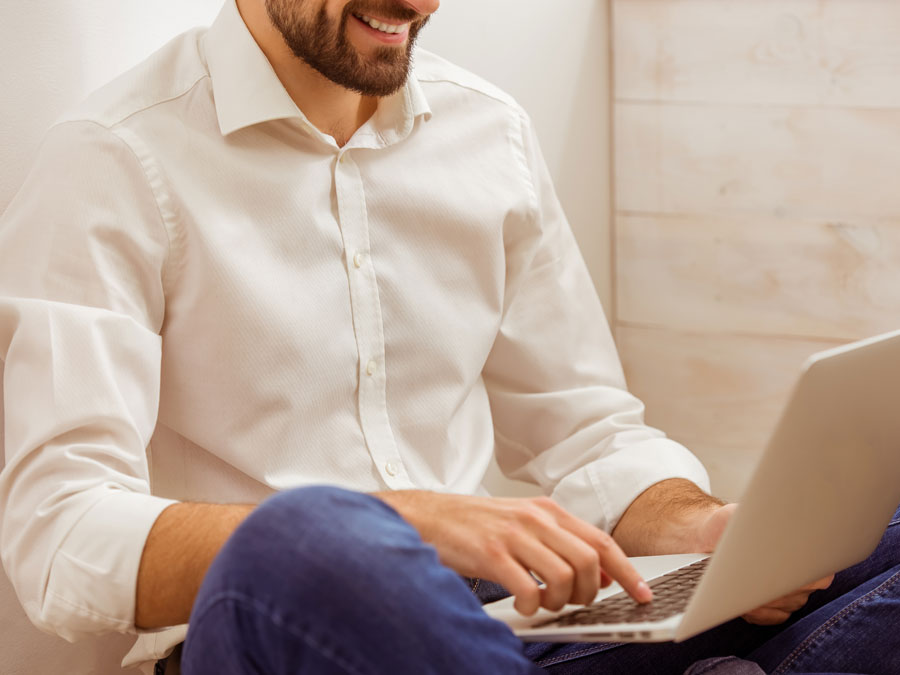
[[406, 65, 432, 122], [204, 0, 301, 136], [204, 0, 432, 139]]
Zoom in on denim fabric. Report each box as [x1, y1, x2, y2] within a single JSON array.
[[181, 488, 900, 675], [181, 487, 542, 675]]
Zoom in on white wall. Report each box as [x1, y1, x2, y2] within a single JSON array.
[[0, 2, 611, 672]]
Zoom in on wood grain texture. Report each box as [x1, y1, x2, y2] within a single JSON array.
[[616, 212, 900, 340], [610, 0, 900, 501], [616, 325, 846, 500], [613, 0, 900, 108], [614, 102, 900, 220]]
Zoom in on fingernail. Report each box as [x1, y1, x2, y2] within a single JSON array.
[[637, 581, 653, 603]]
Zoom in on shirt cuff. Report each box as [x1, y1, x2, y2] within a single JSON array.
[[36, 490, 177, 641], [550, 438, 711, 534]]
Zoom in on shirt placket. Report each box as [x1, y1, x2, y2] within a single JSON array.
[[333, 149, 412, 488]]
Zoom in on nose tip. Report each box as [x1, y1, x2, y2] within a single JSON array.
[[403, 0, 440, 18]]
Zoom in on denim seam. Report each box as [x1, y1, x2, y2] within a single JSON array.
[[534, 644, 622, 668], [188, 591, 370, 675], [771, 568, 900, 674]]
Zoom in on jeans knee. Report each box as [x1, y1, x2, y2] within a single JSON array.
[[203, 486, 417, 599], [260, 484, 386, 524], [254, 485, 408, 553], [186, 488, 537, 675]]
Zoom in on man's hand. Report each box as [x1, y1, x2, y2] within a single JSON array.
[[702, 505, 836, 625], [742, 574, 835, 625], [613, 480, 834, 626], [375, 491, 653, 616], [696, 502, 835, 625], [657, 495, 834, 625]]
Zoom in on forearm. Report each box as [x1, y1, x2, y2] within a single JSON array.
[[135, 502, 254, 629], [612, 479, 726, 556]]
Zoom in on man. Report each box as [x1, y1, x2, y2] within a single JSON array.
[[0, 0, 898, 673]]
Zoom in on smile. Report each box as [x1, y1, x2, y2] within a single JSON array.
[[353, 13, 410, 35]]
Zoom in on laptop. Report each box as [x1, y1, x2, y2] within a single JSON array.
[[485, 329, 900, 643]]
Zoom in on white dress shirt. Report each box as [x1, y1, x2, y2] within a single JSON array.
[[0, 0, 708, 669]]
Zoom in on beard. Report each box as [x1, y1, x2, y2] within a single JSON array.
[[265, 0, 430, 97]]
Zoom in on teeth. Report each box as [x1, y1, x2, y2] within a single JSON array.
[[357, 14, 409, 34]]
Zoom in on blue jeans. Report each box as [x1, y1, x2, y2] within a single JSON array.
[[180, 487, 900, 675]]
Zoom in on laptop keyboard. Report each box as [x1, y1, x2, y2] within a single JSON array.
[[533, 558, 709, 628]]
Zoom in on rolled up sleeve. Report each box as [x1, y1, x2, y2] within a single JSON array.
[[0, 121, 177, 639], [483, 113, 709, 533]]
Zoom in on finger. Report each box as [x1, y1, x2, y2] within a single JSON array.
[[547, 505, 652, 603], [489, 555, 543, 616], [742, 607, 792, 625], [535, 522, 602, 605], [765, 573, 835, 613], [791, 578, 833, 594], [589, 536, 653, 603], [808, 574, 835, 591], [764, 593, 810, 614], [513, 536, 577, 612]]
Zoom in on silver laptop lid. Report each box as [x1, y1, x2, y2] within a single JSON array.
[[677, 329, 900, 641]]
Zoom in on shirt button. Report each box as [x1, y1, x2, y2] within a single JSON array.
[[353, 251, 363, 268], [385, 461, 399, 477], [366, 359, 377, 376], [339, 153, 348, 164]]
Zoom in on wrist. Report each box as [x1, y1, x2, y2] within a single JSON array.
[[372, 489, 429, 531], [613, 479, 725, 555]]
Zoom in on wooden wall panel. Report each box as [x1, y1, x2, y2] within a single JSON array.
[[611, 0, 900, 498], [617, 325, 845, 500], [614, 0, 900, 108], [617, 212, 900, 340], [615, 103, 900, 219]]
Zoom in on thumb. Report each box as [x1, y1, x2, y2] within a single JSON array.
[[698, 503, 736, 553]]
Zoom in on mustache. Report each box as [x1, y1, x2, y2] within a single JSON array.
[[342, 0, 426, 24]]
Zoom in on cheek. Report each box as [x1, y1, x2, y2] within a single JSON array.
[[328, 0, 352, 19]]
